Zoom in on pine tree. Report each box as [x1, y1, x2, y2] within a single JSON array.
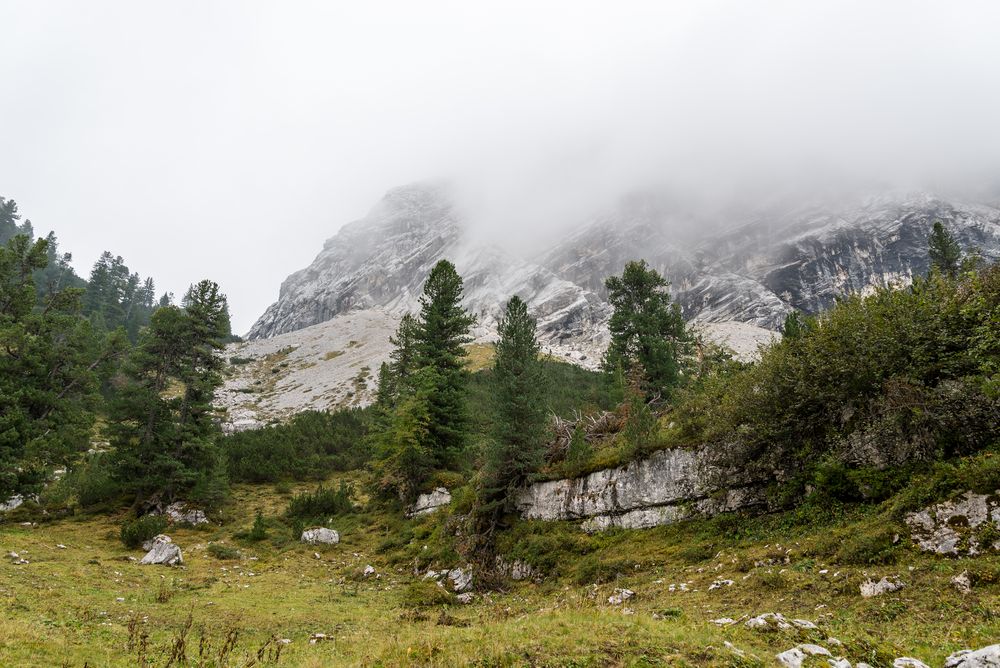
[[0, 234, 113, 499], [388, 313, 420, 390], [602, 260, 689, 398], [928, 221, 962, 278], [414, 260, 476, 468], [474, 296, 546, 539], [371, 366, 437, 502], [109, 280, 231, 510]]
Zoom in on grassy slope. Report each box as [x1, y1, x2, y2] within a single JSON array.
[[2, 475, 998, 667]]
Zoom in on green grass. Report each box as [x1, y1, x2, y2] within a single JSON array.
[[1, 473, 998, 667]]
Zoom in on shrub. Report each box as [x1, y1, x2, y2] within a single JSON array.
[[207, 543, 241, 560], [221, 409, 370, 483], [248, 510, 267, 542], [120, 515, 168, 549], [285, 482, 356, 521], [834, 525, 901, 565], [401, 580, 454, 607]]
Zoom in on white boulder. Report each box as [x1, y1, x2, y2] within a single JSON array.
[[905, 491, 1000, 556], [893, 659, 930, 668], [163, 502, 209, 526], [945, 645, 1000, 668], [140, 535, 183, 566], [407, 488, 452, 517], [860, 576, 905, 598], [300, 528, 340, 545], [608, 588, 635, 605]]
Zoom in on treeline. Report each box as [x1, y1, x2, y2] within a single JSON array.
[[0, 197, 235, 511]]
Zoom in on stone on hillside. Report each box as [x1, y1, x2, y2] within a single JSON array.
[[952, 570, 972, 594], [745, 612, 816, 630], [363, 564, 376, 577], [142, 534, 173, 552], [140, 535, 183, 566], [608, 588, 635, 605], [447, 567, 473, 593], [860, 576, 904, 598], [905, 491, 1000, 556], [945, 645, 1000, 668], [893, 658, 930, 668], [300, 528, 339, 545], [776, 644, 831, 668], [407, 488, 452, 517], [456, 592, 475, 604], [163, 502, 209, 526], [0, 495, 24, 512]]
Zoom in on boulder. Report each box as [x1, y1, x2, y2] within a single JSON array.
[[952, 570, 972, 594], [905, 491, 1000, 556], [776, 644, 831, 668], [163, 502, 209, 526], [945, 645, 1000, 668], [407, 488, 452, 517], [0, 495, 24, 512], [745, 612, 816, 631], [447, 567, 473, 593], [608, 588, 635, 605], [300, 528, 340, 545], [860, 576, 905, 598], [140, 535, 183, 566], [142, 534, 173, 552], [893, 659, 930, 668]]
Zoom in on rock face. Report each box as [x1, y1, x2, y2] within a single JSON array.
[[163, 502, 209, 526], [945, 645, 1000, 668], [860, 576, 905, 598], [515, 447, 763, 532], [139, 535, 183, 566], [905, 491, 1000, 556], [407, 488, 452, 517], [300, 528, 340, 545]]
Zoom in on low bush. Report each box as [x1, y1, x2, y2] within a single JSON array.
[[207, 543, 241, 560], [285, 482, 356, 521], [401, 580, 454, 607], [120, 515, 167, 549]]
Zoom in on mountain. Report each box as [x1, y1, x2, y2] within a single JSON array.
[[222, 183, 1000, 429]]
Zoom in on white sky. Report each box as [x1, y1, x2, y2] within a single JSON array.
[[3, 1, 1000, 333]]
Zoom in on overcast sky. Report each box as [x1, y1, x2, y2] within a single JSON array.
[[3, 1, 1000, 333]]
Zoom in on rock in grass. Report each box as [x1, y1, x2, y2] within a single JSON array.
[[447, 567, 473, 593], [860, 576, 904, 598], [608, 588, 635, 605], [406, 488, 451, 517], [300, 528, 339, 545], [893, 658, 930, 668], [905, 491, 1000, 556], [139, 535, 183, 566], [776, 644, 831, 668], [945, 645, 1000, 668], [163, 502, 210, 526], [952, 570, 972, 594]]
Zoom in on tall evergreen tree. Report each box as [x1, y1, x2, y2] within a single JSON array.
[[928, 220, 962, 278], [414, 260, 476, 468], [388, 313, 420, 393], [370, 366, 437, 502], [109, 280, 230, 510], [602, 260, 689, 398], [474, 296, 546, 539], [0, 234, 113, 499]]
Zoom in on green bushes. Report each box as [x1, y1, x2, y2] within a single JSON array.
[[221, 409, 371, 483], [207, 543, 241, 560], [401, 580, 454, 607], [120, 515, 167, 549], [676, 266, 1000, 496], [285, 482, 356, 521]]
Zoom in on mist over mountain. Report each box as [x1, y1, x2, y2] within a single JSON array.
[[246, 182, 1000, 354]]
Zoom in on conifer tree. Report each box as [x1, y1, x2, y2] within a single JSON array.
[[928, 220, 962, 278], [388, 313, 420, 391], [371, 366, 437, 502], [0, 234, 112, 499], [474, 296, 546, 538], [602, 260, 689, 398], [414, 260, 475, 468], [109, 280, 230, 510]]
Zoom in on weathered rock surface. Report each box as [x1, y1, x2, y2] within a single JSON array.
[[516, 447, 763, 531], [893, 658, 930, 668], [140, 535, 183, 566], [860, 576, 905, 598], [163, 502, 209, 526], [300, 528, 340, 545], [945, 644, 1000, 668], [0, 495, 25, 512], [407, 488, 452, 517], [776, 644, 831, 668], [905, 491, 1000, 556]]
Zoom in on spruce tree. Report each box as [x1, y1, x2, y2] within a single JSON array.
[[602, 260, 689, 398], [475, 295, 546, 538], [414, 260, 475, 468], [109, 280, 231, 510], [928, 221, 962, 278], [388, 313, 420, 391], [0, 234, 112, 499], [371, 366, 437, 502]]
